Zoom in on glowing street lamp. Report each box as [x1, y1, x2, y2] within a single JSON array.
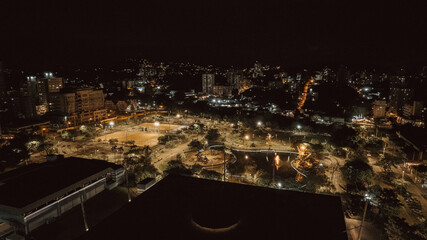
[[297, 124, 301, 130], [257, 121, 262, 127], [245, 155, 249, 159], [243, 135, 249, 146], [154, 121, 160, 132], [109, 121, 115, 128], [176, 114, 181, 118]]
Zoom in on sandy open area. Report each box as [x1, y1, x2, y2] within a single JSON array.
[[133, 123, 181, 131], [96, 123, 182, 147]]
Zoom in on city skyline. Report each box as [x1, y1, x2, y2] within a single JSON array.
[[1, 1, 427, 239]]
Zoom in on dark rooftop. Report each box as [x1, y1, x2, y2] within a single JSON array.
[[78, 175, 347, 240], [0, 157, 121, 209], [137, 177, 155, 185]]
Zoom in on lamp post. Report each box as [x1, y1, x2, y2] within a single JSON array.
[[154, 121, 160, 133], [357, 193, 372, 240]]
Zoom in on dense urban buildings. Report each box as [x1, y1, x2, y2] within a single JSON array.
[[1, 1, 427, 239]]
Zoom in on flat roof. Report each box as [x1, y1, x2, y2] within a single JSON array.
[[78, 175, 347, 240], [0, 157, 121, 210], [137, 177, 155, 185]]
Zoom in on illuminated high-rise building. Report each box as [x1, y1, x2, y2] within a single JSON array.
[[202, 74, 215, 95]]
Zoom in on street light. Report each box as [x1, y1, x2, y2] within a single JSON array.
[[109, 121, 114, 128], [297, 124, 301, 130], [257, 121, 262, 127], [358, 193, 372, 240], [154, 121, 160, 133], [176, 114, 181, 118], [243, 135, 249, 146]]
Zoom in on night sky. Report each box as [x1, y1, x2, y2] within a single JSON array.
[[1, 0, 426, 69]]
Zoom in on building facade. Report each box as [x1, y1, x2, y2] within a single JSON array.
[[373, 100, 387, 118], [202, 74, 215, 95], [389, 88, 414, 115]]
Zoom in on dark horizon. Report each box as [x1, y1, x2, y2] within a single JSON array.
[[1, 0, 426, 70]]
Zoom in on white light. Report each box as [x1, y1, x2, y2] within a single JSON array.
[[109, 121, 114, 127], [154, 122, 160, 127], [176, 114, 180, 118], [278, 182, 282, 188], [257, 121, 262, 126], [319, 163, 323, 167], [297, 125, 301, 129]]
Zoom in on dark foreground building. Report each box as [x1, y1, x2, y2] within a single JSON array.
[[79, 175, 347, 240], [0, 156, 124, 237]]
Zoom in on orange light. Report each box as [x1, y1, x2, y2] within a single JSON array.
[[275, 155, 280, 170]]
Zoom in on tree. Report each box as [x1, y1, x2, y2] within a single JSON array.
[[377, 153, 403, 174], [254, 169, 271, 186], [135, 164, 159, 181], [188, 139, 204, 150], [200, 169, 222, 181], [349, 150, 368, 163], [341, 188, 365, 217], [109, 138, 119, 145], [123, 145, 153, 170], [0, 134, 30, 171], [340, 159, 374, 190], [176, 153, 186, 161], [205, 129, 221, 144], [384, 216, 421, 240], [191, 164, 203, 174], [331, 126, 357, 147], [377, 188, 402, 218], [163, 160, 193, 176], [61, 129, 78, 140]]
